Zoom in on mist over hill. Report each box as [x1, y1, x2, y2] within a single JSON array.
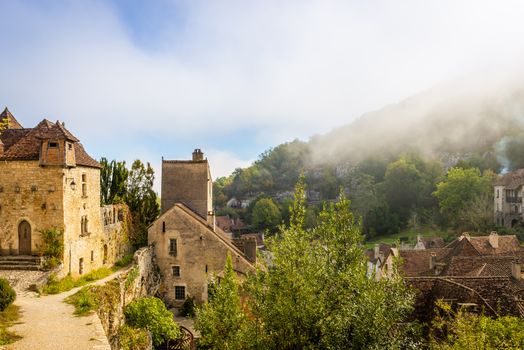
[[310, 65, 524, 169]]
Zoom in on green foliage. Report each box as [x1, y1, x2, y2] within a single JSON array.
[[100, 159, 160, 248], [251, 197, 282, 232], [196, 254, 246, 349], [197, 178, 414, 349], [114, 253, 134, 267], [124, 266, 139, 290], [124, 297, 181, 347], [118, 324, 150, 350], [0, 279, 15, 312], [65, 287, 98, 316], [431, 301, 524, 349], [42, 267, 115, 294], [39, 228, 64, 269], [0, 304, 21, 345], [433, 167, 493, 229], [180, 297, 197, 317]]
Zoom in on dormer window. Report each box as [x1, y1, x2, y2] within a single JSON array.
[[48, 142, 58, 148], [68, 143, 73, 150]]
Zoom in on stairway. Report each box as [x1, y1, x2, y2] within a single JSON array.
[[0, 255, 43, 271]]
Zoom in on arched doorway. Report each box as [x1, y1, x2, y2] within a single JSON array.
[[18, 221, 31, 255]]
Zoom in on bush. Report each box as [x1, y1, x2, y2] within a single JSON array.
[[115, 253, 134, 267], [42, 267, 114, 295], [119, 325, 150, 350], [65, 287, 98, 316], [124, 297, 181, 347], [0, 279, 15, 312], [39, 228, 64, 269], [180, 297, 196, 317]]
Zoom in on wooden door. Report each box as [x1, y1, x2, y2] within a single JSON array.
[[18, 221, 31, 255]]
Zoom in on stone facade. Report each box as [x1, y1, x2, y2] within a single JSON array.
[[494, 169, 524, 227], [150, 150, 254, 306], [0, 109, 129, 278]]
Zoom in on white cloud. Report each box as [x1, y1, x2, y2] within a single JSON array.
[[206, 150, 253, 179], [1, 0, 524, 172]]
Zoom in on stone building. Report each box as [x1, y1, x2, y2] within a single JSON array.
[[149, 150, 254, 306], [0, 108, 128, 277], [494, 169, 524, 227]]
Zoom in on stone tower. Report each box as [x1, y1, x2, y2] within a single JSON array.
[[161, 149, 213, 221]]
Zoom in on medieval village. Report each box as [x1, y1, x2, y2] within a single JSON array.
[[3, 1, 524, 350]]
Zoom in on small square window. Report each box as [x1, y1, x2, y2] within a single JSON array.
[[48, 142, 58, 148], [68, 143, 73, 150], [172, 266, 180, 277], [175, 286, 185, 300]]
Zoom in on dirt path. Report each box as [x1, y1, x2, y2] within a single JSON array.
[[1, 270, 127, 350]]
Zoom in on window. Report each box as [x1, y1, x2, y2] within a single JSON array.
[[81, 215, 89, 234], [48, 142, 58, 148], [79, 258, 84, 275], [497, 189, 500, 198], [68, 143, 73, 150], [81, 174, 87, 197], [172, 266, 180, 277], [175, 286, 185, 300], [169, 239, 177, 256], [91, 250, 94, 262], [162, 221, 166, 233]]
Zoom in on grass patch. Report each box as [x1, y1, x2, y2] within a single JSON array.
[[65, 287, 98, 316], [0, 304, 22, 345], [364, 226, 451, 248], [42, 266, 117, 295], [115, 253, 134, 267]]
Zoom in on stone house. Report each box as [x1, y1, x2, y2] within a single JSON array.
[[494, 169, 524, 227], [398, 232, 524, 322], [149, 150, 254, 306], [0, 108, 128, 277]]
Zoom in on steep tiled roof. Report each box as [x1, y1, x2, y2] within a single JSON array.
[[400, 248, 451, 276], [0, 107, 23, 129], [0, 113, 100, 168], [496, 169, 524, 189], [468, 235, 520, 255]]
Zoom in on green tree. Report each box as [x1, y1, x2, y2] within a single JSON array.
[[240, 177, 414, 349], [251, 197, 281, 232], [126, 160, 160, 247], [433, 167, 492, 228], [431, 301, 524, 349], [124, 297, 181, 347], [196, 254, 247, 349]]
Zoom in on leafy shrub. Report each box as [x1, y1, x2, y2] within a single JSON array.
[[115, 253, 134, 267], [65, 287, 98, 316], [39, 228, 64, 269], [119, 324, 150, 350], [124, 297, 181, 347], [124, 266, 139, 290], [180, 297, 196, 317], [0, 279, 16, 312]]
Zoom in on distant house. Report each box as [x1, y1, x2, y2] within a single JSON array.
[[494, 169, 524, 227], [398, 232, 524, 321], [413, 235, 445, 250], [366, 243, 397, 280]]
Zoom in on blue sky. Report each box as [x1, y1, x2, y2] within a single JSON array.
[[2, 0, 524, 191]]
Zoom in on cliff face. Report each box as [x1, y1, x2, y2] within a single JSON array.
[[95, 247, 161, 349]]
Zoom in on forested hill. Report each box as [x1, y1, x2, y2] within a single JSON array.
[[214, 67, 524, 236]]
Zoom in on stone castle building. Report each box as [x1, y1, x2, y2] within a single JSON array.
[[149, 150, 254, 306], [0, 108, 127, 277], [494, 169, 524, 227]]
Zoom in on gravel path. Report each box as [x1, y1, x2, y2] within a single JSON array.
[[0, 270, 127, 350]]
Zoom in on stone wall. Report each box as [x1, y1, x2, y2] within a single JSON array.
[[96, 247, 160, 350], [0, 160, 64, 255]]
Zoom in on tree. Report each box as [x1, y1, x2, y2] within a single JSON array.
[[431, 301, 524, 349], [433, 167, 492, 228], [240, 178, 414, 349], [196, 254, 247, 349], [251, 197, 281, 232]]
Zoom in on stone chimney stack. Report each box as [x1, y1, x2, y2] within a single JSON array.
[[429, 253, 436, 270], [489, 231, 499, 249], [192, 149, 204, 161], [374, 244, 380, 260], [512, 261, 522, 280]]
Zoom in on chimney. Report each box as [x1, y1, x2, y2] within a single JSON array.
[[429, 253, 436, 270], [489, 231, 499, 249], [374, 244, 380, 260], [512, 261, 521, 280], [242, 236, 257, 263], [192, 148, 204, 161]]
